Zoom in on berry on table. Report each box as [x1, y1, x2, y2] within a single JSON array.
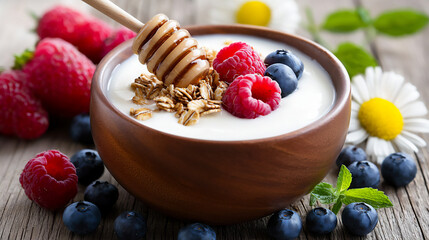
[[19, 150, 78, 210], [22, 38, 95, 117], [70, 114, 94, 145], [177, 223, 216, 240], [70, 149, 104, 185], [37, 5, 113, 63], [102, 26, 136, 58], [267, 209, 302, 240], [336, 145, 367, 167], [0, 70, 49, 139], [264, 49, 304, 80], [114, 211, 147, 240], [84, 181, 119, 213], [342, 202, 378, 236], [348, 161, 380, 189], [222, 73, 281, 119], [264, 63, 298, 97], [381, 152, 417, 187], [213, 42, 266, 83], [63, 201, 101, 235], [305, 207, 337, 235]]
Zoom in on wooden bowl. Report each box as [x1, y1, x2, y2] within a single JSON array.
[[90, 25, 351, 225]]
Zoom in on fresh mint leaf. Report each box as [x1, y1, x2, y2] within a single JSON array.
[[331, 195, 344, 214], [343, 188, 393, 209], [310, 194, 317, 206], [334, 42, 378, 77], [374, 9, 429, 36], [336, 165, 352, 193], [322, 9, 368, 32], [310, 182, 338, 205]]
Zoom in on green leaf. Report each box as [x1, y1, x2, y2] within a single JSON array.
[[310, 194, 317, 206], [334, 42, 378, 77], [322, 9, 369, 32], [374, 9, 429, 36], [13, 49, 34, 70], [331, 195, 344, 214], [343, 188, 393, 209], [357, 7, 372, 25], [310, 182, 338, 204], [336, 165, 352, 193]]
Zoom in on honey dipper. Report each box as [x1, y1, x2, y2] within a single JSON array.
[[82, 0, 210, 87]]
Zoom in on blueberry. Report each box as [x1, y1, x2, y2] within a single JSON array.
[[84, 181, 119, 213], [114, 211, 147, 240], [336, 146, 367, 167], [177, 223, 216, 240], [264, 49, 304, 79], [267, 209, 302, 240], [70, 149, 104, 185], [342, 202, 378, 236], [265, 63, 298, 98], [305, 207, 337, 234], [348, 161, 380, 189], [381, 152, 417, 187], [70, 113, 93, 145], [62, 201, 101, 235]]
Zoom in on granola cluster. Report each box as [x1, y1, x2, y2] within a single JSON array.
[[129, 68, 228, 126]]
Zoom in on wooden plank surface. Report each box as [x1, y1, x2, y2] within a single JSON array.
[[0, 0, 428, 239]]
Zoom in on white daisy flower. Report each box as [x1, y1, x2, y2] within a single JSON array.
[[195, 0, 301, 33], [347, 66, 429, 164]]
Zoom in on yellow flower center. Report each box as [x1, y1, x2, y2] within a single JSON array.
[[358, 97, 403, 140], [235, 1, 271, 26]]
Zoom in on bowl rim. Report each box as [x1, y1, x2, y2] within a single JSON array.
[[92, 24, 350, 144]]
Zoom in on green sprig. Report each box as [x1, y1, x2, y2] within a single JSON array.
[[309, 165, 393, 214]]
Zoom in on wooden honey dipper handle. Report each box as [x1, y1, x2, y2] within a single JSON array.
[[82, 0, 144, 33]]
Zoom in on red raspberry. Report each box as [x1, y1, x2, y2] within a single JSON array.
[[0, 70, 49, 139], [23, 38, 95, 117], [213, 42, 266, 83], [101, 27, 136, 58], [37, 5, 113, 63], [19, 150, 78, 210], [222, 74, 281, 119]]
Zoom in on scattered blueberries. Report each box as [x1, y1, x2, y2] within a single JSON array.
[[70, 149, 104, 185], [62, 201, 101, 235], [336, 146, 367, 167], [70, 113, 93, 145], [264, 49, 304, 80], [348, 161, 380, 189], [177, 223, 216, 240], [381, 152, 417, 187], [264, 63, 298, 98], [114, 211, 147, 240], [267, 209, 302, 240], [306, 207, 337, 235], [84, 181, 119, 213], [342, 202, 378, 236]]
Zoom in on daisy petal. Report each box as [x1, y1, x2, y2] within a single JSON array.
[[346, 129, 368, 145], [351, 100, 360, 112], [401, 101, 428, 118], [352, 75, 370, 103], [393, 83, 419, 109], [401, 130, 427, 147], [351, 75, 366, 104], [394, 135, 419, 153], [380, 72, 404, 102], [403, 118, 429, 133], [365, 136, 377, 161], [348, 118, 361, 132]]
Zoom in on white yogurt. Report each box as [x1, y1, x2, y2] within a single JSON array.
[[107, 34, 335, 141]]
